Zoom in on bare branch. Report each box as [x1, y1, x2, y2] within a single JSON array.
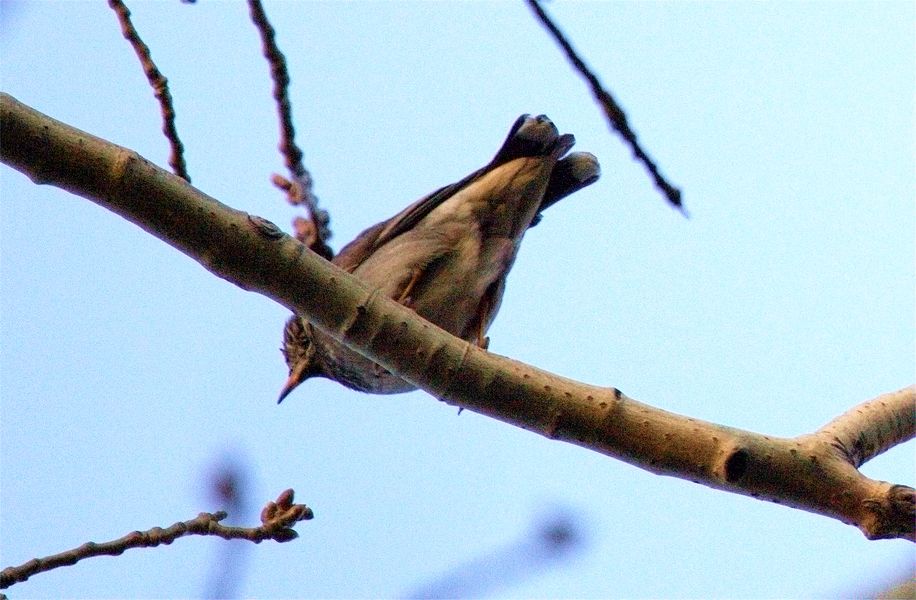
[[813, 386, 915, 468], [248, 0, 332, 258], [1, 93, 912, 541], [247, 0, 304, 180], [407, 508, 585, 598], [526, 0, 683, 213], [108, 0, 190, 182], [0, 489, 313, 589]]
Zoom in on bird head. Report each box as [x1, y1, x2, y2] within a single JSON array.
[[278, 316, 321, 403]]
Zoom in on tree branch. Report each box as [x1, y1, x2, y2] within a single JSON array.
[[108, 0, 190, 182], [526, 0, 683, 213], [2, 93, 912, 541], [0, 489, 312, 589], [813, 385, 915, 468], [247, 0, 332, 258]]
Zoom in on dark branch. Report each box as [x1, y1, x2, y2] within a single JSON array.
[[526, 0, 684, 213], [247, 0, 333, 258], [247, 0, 305, 179], [108, 0, 191, 182]]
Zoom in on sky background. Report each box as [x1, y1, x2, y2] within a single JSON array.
[[2, 1, 914, 598]]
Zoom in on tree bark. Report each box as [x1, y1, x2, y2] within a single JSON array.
[[2, 92, 913, 541]]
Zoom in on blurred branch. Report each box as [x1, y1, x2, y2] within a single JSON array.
[[0, 489, 313, 589], [204, 455, 253, 599], [876, 577, 916, 600], [108, 0, 190, 182], [407, 508, 586, 598], [2, 93, 913, 542], [248, 0, 333, 259], [526, 0, 684, 213]]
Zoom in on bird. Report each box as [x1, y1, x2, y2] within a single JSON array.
[[278, 114, 600, 402]]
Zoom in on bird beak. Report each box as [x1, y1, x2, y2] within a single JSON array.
[[277, 358, 312, 404]]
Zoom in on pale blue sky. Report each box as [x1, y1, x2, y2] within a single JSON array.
[[2, 1, 914, 598]]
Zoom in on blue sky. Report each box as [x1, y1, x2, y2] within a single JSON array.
[[2, 1, 913, 598]]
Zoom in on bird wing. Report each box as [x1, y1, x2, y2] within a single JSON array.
[[332, 114, 593, 272]]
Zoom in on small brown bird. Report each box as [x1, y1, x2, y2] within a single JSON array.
[[279, 114, 599, 401]]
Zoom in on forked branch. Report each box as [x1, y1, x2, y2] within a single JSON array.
[[1, 93, 912, 541]]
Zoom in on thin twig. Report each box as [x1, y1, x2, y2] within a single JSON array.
[[526, 0, 684, 214], [248, 0, 332, 258], [108, 0, 190, 182], [247, 0, 304, 179], [0, 489, 313, 589]]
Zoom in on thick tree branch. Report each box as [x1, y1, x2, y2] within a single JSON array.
[[2, 93, 913, 541], [814, 386, 915, 468]]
